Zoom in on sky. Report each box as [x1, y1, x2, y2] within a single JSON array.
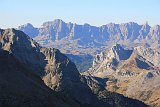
[[0, 0, 160, 28]]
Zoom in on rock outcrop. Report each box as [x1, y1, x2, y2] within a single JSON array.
[[86, 44, 160, 107], [0, 50, 81, 107], [0, 28, 92, 104]]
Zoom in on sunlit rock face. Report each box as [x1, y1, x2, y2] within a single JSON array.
[[86, 44, 160, 107], [18, 20, 160, 52]]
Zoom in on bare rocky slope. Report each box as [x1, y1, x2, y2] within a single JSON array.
[[0, 28, 148, 107], [85, 44, 160, 107], [0, 50, 82, 107], [18, 19, 160, 55], [18, 19, 160, 72]]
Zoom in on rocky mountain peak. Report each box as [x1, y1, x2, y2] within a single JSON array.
[[106, 23, 118, 29], [111, 43, 124, 51], [142, 22, 150, 29], [120, 22, 138, 28], [0, 28, 94, 104], [39, 19, 70, 40], [18, 23, 35, 31], [142, 23, 151, 32], [87, 44, 160, 107], [135, 46, 160, 67], [90, 44, 133, 74], [92, 44, 124, 68], [18, 23, 38, 38], [53, 19, 64, 24], [25, 23, 34, 27], [42, 19, 65, 27], [18, 20, 160, 51], [109, 44, 132, 61]]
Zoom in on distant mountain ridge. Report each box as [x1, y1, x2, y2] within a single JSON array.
[[18, 19, 160, 50], [17, 19, 160, 72]]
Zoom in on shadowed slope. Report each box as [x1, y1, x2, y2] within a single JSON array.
[[0, 50, 81, 107]]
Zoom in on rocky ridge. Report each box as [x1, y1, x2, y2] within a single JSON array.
[[85, 44, 160, 107], [18, 19, 160, 55], [0, 29, 148, 107], [18, 20, 160, 72], [0, 49, 81, 107]]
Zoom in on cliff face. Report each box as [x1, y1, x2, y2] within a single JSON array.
[[0, 28, 92, 104], [18, 20, 160, 55], [0, 50, 82, 107], [87, 44, 160, 107], [135, 46, 160, 66], [17, 20, 160, 73]]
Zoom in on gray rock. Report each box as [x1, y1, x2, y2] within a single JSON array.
[[17, 20, 160, 55]]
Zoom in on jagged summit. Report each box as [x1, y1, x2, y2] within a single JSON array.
[[18, 23, 38, 38], [89, 44, 158, 76], [135, 46, 160, 67], [42, 19, 65, 27], [109, 44, 133, 61], [141, 23, 151, 31], [24, 23, 34, 27], [18, 19, 160, 47], [86, 43, 160, 107], [17, 19, 160, 56], [111, 43, 124, 51], [18, 23, 35, 30]]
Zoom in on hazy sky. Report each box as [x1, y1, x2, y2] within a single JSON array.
[[0, 0, 159, 28]]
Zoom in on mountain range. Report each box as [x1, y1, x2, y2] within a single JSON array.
[[0, 28, 148, 107], [84, 44, 160, 107], [0, 19, 159, 107], [18, 19, 160, 55], [17, 19, 160, 72]]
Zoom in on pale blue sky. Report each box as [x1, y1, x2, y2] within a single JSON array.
[[0, 0, 159, 28]]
